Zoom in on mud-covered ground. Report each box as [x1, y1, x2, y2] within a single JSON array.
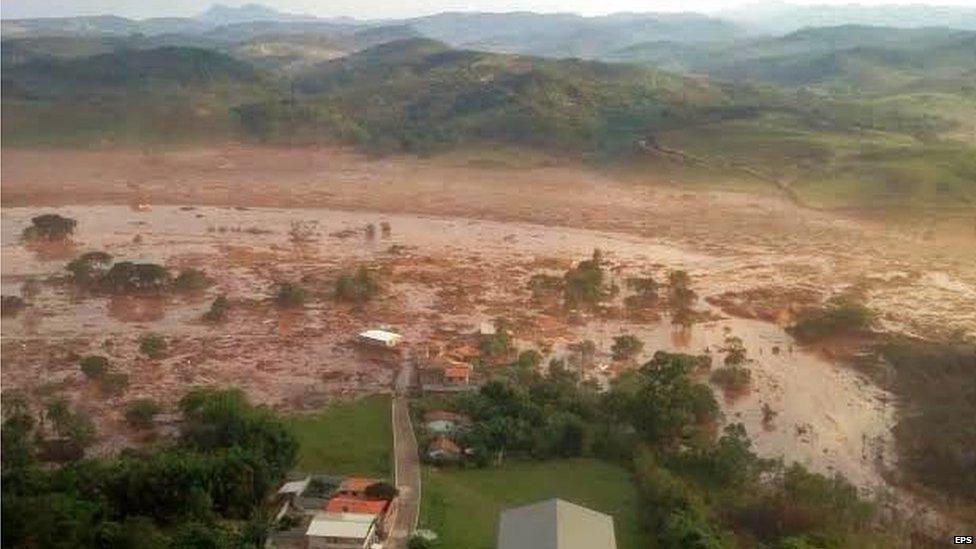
[[2, 146, 974, 531]]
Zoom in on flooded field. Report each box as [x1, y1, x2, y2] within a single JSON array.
[[3, 205, 898, 491]]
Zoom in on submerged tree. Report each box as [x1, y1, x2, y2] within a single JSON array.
[[22, 214, 77, 241]]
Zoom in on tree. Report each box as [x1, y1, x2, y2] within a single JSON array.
[[102, 262, 171, 293], [611, 334, 644, 361], [125, 399, 162, 429], [2, 395, 36, 471], [203, 295, 230, 322], [564, 253, 605, 308], [721, 337, 747, 366], [22, 213, 77, 241], [275, 282, 306, 308], [2, 295, 27, 317], [789, 294, 874, 342], [66, 251, 113, 284], [100, 372, 130, 396], [334, 266, 379, 304], [139, 333, 167, 359], [80, 355, 109, 379], [364, 482, 399, 500]]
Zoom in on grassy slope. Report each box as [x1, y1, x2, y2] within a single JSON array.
[[420, 459, 642, 549], [285, 394, 393, 478]]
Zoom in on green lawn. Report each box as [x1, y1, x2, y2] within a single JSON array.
[[285, 394, 392, 478], [420, 459, 642, 549]]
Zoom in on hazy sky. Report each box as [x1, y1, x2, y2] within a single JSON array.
[[2, 0, 974, 20]]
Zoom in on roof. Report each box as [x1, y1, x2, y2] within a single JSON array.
[[444, 362, 472, 378], [306, 512, 376, 539], [450, 344, 480, 359], [338, 477, 382, 493], [325, 496, 388, 515], [497, 499, 617, 549], [277, 478, 310, 495], [428, 436, 461, 455], [358, 329, 402, 344]]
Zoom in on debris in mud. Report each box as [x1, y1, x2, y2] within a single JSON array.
[[706, 286, 821, 323]]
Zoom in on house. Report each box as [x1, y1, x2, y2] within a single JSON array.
[[305, 512, 378, 549], [335, 477, 382, 499], [427, 436, 461, 461], [324, 496, 388, 516], [443, 361, 472, 386], [423, 410, 470, 435], [357, 329, 403, 349], [497, 499, 617, 549]]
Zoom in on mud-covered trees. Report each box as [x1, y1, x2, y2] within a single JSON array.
[[275, 282, 307, 308], [204, 294, 230, 322], [789, 294, 875, 342], [173, 268, 209, 291], [668, 270, 698, 327], [335, 266, 379, 304], [79, 355, 109, 379], [611, 334, 644, 361], [139, 333, 167, 359], [125, 398, 162, 429], [66, 251, 113, 284], [102, 262, 171, 293], [564, 250, 606, 308], [22, 214, 77, 241]]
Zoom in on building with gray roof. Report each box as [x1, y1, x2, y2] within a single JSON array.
[[497, 498, 617, 549]]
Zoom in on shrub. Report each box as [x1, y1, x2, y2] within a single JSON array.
[[79, 355, 109, 379], [1, 295, 27, 317], [789, 295, 874, 342], [710, 365, 751, 391], [203, 294, 230, 322], [364, 481, 399, 500], [334, 267, 379, 304], [22, 214, 76, 241], [173, 268, 208, 291], [101, 262, 171, 293], [100, 373, 130, 396], [125, 399, 161, 429], [139, 333, 167, 359], [66, 251, 113, 284], [611, 334, 644, 361], [275, 282, 307, 308], [563, 251, 605, 307]]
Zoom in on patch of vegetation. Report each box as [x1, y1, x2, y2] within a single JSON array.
[[334, 266, 380, 304], [79, 355, 109, 379], [789, 294, 874, 342], [478, 317, 513, 361], [563, 250, 607, 308], [709, 365, 752, 391], [881, 338, 976, 500], [1, 295, 27, 317], [21, 213, 76, 241], [101, 262, 171, 293], [284, 395, 392, 477], [275, 282, 307, 308], [173, 268, 209, 291], [667, 270, 698, 327], [138, 333, 167, 359], [125, 398, 162, 429], [66, 251, 113, 285], [611, 334, 644, 361], [2, 387, 297, 547], [203, 294, 230, 322], [99, 372, 130, 396]]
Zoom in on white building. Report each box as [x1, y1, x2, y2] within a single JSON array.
[[497, 499, 617, 549], [306, 512, 378, 549]]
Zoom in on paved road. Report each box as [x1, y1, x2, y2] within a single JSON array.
[[387, 360, 420, 548]]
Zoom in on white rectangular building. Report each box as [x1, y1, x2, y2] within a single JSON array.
[[357, 329, 403, 349], [306, 512, 378, 549]]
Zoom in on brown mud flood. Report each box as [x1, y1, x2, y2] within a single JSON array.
[[3, 205, 903, 492]]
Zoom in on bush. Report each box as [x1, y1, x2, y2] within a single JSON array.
[[101, 262, 171, 293], [99, 373, 130, 396], [203, 295, 230, 322], [789, 295, 874, 342], [1, 295, 27, 317], [79, 356, 109, 380], [364, 481, 399, 500], [275, 282, 306, 308], [611, 334, 644, 361], [22, 214, 77, 241], [563, 251, 605, 307], [125, 399, 162, 429], [709, 365, 751, 391], [334, 266, 379, 304], [173, 268, 209, 291], [66, 251, 113, 284], [139, 333, 167, 359]]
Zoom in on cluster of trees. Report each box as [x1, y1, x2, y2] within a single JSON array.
[[789, 293, 875, 342], [709, 336, 752, 392], [423, 340, 895, 546], [22, 213, 77, 241], [1, 387, 297, 548], [881, 337, 976, 501], [65, 251, 209, 295], [79, 355, 130, 396]]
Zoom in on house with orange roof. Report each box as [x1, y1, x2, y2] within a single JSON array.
[[443, 361, 472, 385], [324, 496, 388, 516]]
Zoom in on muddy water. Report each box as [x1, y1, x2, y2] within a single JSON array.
[[0, 205, 904, 492]]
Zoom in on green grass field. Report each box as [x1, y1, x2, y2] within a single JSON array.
[[285, 394, 393, 478], [420, 459, 642, 549]]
